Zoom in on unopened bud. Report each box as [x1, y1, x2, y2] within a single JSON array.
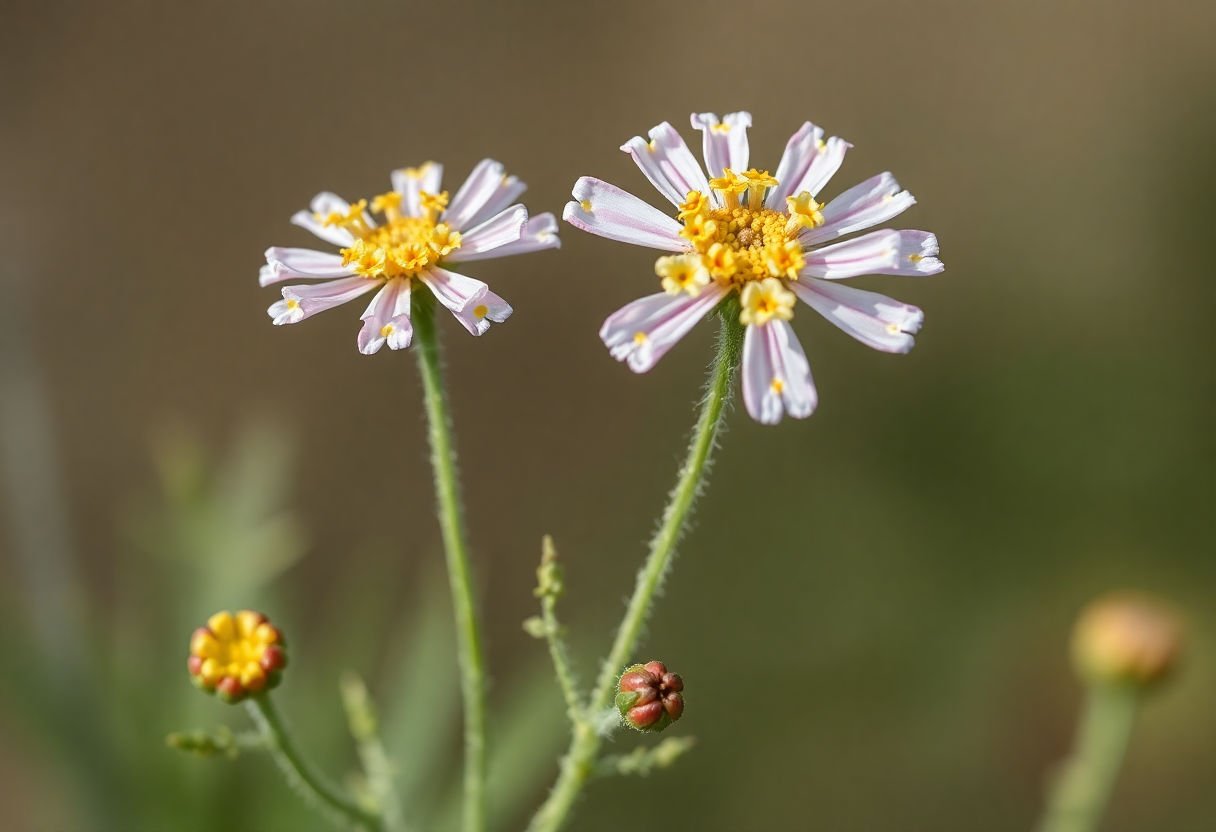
[[616, 661, 685, 732], [1072, 592, 1183, 688], [187, 610, 289, 704]]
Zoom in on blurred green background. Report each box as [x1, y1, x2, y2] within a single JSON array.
[[1, 0, 1213, 829]]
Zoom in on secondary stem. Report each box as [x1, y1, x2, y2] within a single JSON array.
[[411, 290, 487, 832], [526, 306, 745, 832], [1037, 684, 1140, 832], [246, 695, 380, 831]]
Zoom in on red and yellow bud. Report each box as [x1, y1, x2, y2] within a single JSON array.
[[1072, 592, 1183, 688], [616, 661, 685, 732], [187, 610, 288, 704]]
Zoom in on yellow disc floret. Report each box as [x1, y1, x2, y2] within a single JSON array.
[[188, 610, 288, 703], [331, 189, 462, 280], [739, 278, 796, 327], [656, 254, 711, 296]]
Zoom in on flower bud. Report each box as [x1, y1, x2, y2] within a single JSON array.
[[616, 661, 685, 732], [187, 610, 288, 704], [1072, 592, 1183, 688]]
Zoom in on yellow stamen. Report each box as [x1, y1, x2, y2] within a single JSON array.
[[770, 378, 785, 394], [765, 239, 806, 281], [739, 277, 796, 327], [473, 304, 489, 319], [655, 253, 711, 297], [579, 198, 593, 212], [370, 191, 403, 221], [708, 168, 747, 209], [703, 243, 737, 281], [677, 190, 709, 223], [380, 323, 395, 338], [741, 169, 778, 210], [633, 331, 648, 345], [785, 191, 824, 235], [418, 190, 449, 221]]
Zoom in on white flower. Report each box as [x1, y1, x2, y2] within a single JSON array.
[[564, 113, 944, 424], [262, 160, 560, 354]]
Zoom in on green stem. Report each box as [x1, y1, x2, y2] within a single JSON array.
[[246, 695, 380, 831], [340, 673, 408, 832], [526, 306, 745, 832], [536, 536, 585, 723], [411, 290, 487, 832], [1037, 684, 1140, 832]]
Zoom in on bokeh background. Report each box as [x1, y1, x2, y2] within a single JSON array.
[[2, 0, 1213, 829]]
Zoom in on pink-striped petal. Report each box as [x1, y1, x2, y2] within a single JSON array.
[[804, 230, 943, 279], [392, 162, 444, 218], [418, 267, 489, 314], [465, 175, 527, 229], [451, 288, 513, 336], [446, 206, 527, 260], [449, 212, 561, 262], [268, 276, 381, 325], [800, 173, 916, 246], [444, 159, 508, 231], [599, 285, 727, 373], [791, 278, 923, 353], [742, 320, 817, 424], [767, 122, 852, 206], [357, 277, 413, 354], [690, 112, 751, 180], [563, 177, 688, 251], [620, 122, 711, 207], [260, 247, 354, 286]]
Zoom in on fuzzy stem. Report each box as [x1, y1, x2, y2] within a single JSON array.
[[246, 695, 381, 831], [526, 306, 744, 832], [538, 536, 585, 722], [340, 673, 408, 832], [411, 289, 487, 832], [1037, 684, 1140, 832]]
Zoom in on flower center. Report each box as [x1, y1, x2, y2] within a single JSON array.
[[190, 610, 283, 689], [661, 171, 824, 300], [319, 190, 462, 280]]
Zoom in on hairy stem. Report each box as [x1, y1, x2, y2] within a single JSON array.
[[526, 306, 744, 832], [1037, 684, 1140, 832], [246, 695, 380, 830], [411, 290, 487, 832], [538, 536, 584, 722], [340, 673, 407, 832]]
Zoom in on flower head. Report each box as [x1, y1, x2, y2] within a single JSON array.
[[616, 660, 685, 732], [1073, 593, 1184, 688], [261, 159, 560, 354], [567, 113, 944, 423], [188, 610, 288, 703]]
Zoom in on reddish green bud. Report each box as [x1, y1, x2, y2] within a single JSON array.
[[616, 661, 685, 732], [216, 676, 244, 702]]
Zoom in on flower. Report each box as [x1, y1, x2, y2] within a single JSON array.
[[261, 160, 560, 353], [564, 113, 944, 423], [1072, 593, 1184, 687], [188, 610, 288, 703], [616, 660, 685, 732]]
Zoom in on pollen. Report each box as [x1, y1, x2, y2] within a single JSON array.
[[580, 199, 593, 212], [771, 378, 785, 394], [335, 189, 462, 280], [656, 172, 812, 318], [473, 304, 489, 319], [633, 331, 648, 344], [188, 610, 288, 703]]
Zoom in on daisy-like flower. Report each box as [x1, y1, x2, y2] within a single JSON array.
[[261, 160, 560, 353], [564, 112, 944, 423]]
